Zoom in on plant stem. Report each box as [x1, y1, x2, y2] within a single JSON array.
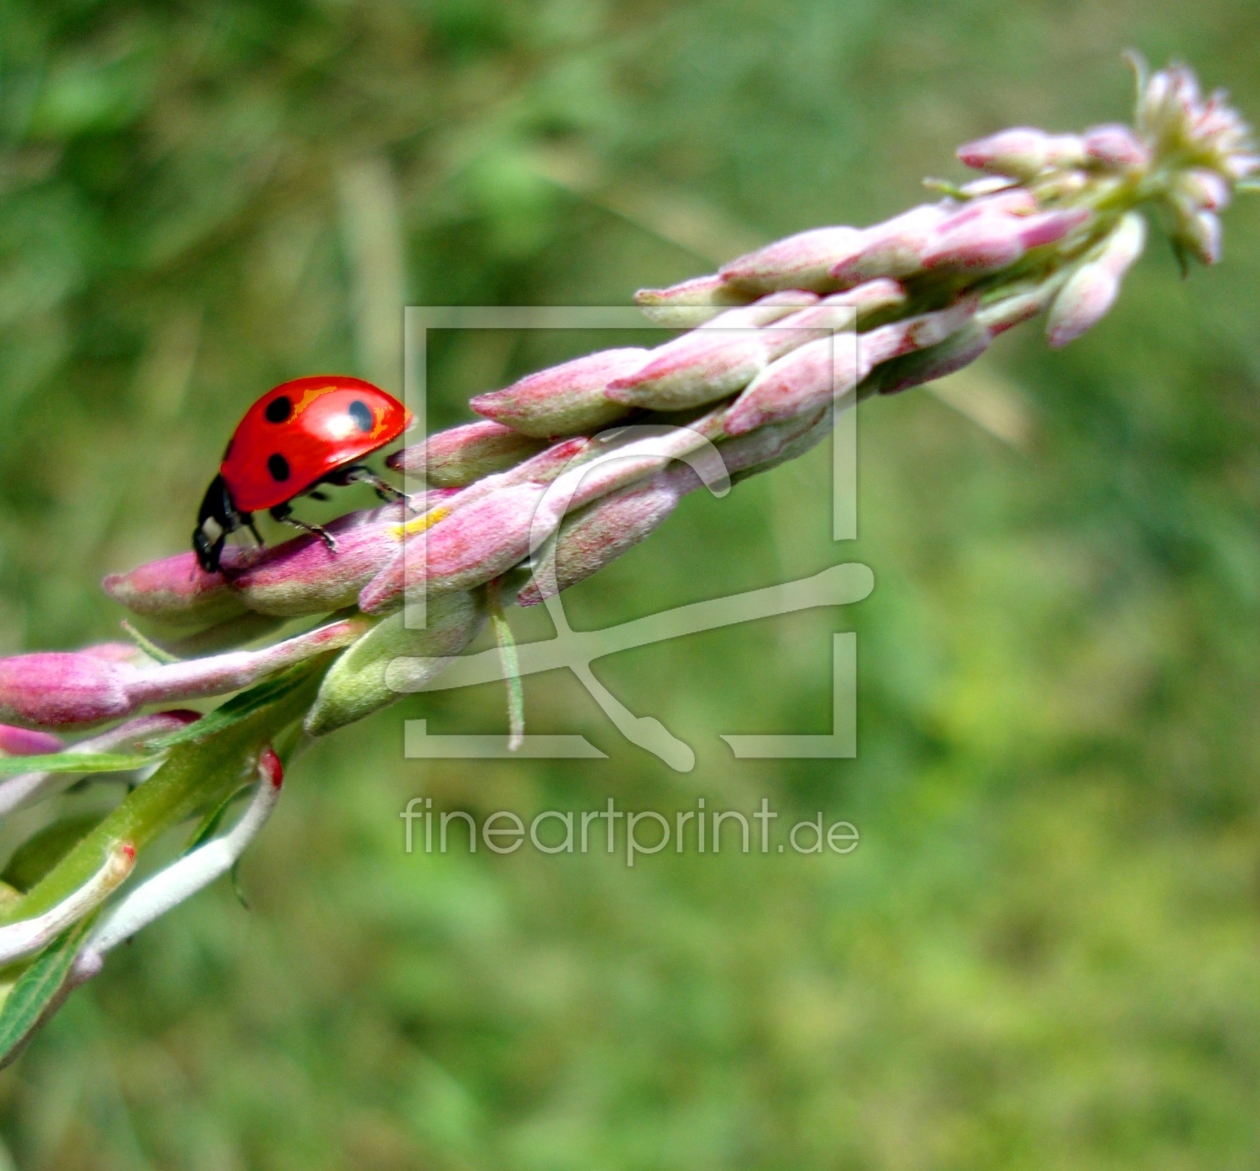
[[0, 662, 328, 927]]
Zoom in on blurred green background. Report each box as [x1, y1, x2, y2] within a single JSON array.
[[1, 1, 1259, 1167]]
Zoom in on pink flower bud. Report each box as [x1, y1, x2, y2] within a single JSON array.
[[1083, 123, 1151, 168], [1181, 210, 1222, 265], [829, 204, 953, 286], [921, 208, 1090, 273], [718, 226, 865, 294], [875, 321, 994, 396], [228, 511, 407, 617], [859, 297, 980, 369], [1223, 153, 1259, 183], [0, 653, 134, 729], [0, 620, 367, 729], [1045, 264, 1121, 349], [1045, 213, 1147, 347], [833, 278, 908, 318], [634, 274, 751, 328], [0, 725, 63, 756], [727, 407, 832, 483], [360, 421, 725, 611], [102, 552, 249, 627], [723, 334, 865, 436], [387, 420, 546, 484], [518, 467, 694, 606], [470, 349, 646, 438], [359, 483, 550, 611], [957, 128, 1086, 177], [606, 292, 819, 411], [1175, 168, 1232, 212]]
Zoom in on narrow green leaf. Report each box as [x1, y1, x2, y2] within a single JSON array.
[[486, 585, 525, 751], [120, 620, 183, 664], [229, 859, 250, 910], [139, 666, 314, 752], [0, 752, 154, 776], [0, 918, 92, 1069], [183, 784, 249, 855]]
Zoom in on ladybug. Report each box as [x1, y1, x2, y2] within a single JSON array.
[[193, 375, 413, 573]]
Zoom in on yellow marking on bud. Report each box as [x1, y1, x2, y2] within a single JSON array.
[[390, 505, 451, 541]]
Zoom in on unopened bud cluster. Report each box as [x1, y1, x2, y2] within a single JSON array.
[[0, 61, 1250, 1051]]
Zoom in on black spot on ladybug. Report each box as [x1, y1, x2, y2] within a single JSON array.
[[267, 453, 291, 482], [265, 396, 293, 423], [348, 400, 373, 433]]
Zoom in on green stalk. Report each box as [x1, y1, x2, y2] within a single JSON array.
[[0, 662, 328, 927]]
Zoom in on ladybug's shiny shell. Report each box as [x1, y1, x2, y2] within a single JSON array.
[[220, 376, 412, 512]]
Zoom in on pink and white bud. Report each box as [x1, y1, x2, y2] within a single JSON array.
[[0, 725, 63, 756], [921, 207, 1090, 273], [634, 274, 751, 328], [227, 512, 407, 617], [718, 226, 865, 294], [102, 552, 249, 627], [821, 278, 907, 320], [957, 128, 1086, 177], [1083, 123, 1151, 168], [387, 420, 546, 484], [1174, 168, 1232, 212], [470, 349, 646, 438], [359, 482, 551, 611], [727, 407, 832, 483], [0, 619, 366, 729], [724, 333, 865, 436], [0, 653, 135, 729], [829, 204, 953, 286], [361, 418, 728, 611], [1180, 209, 1222, 266], [859, 297, 981, 369], [606, 291, 819, 411], [1223, 153, 1259, 183], [875, 321, 995, 396], [518, 466, 696, 606], [1045, 265, 1120, 349]]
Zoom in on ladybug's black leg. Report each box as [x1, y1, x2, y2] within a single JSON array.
[[269, 502, 338, 553], [337, 464, 406, 502]]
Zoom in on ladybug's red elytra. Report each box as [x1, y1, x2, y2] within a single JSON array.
[[193, 375, 413, 573]]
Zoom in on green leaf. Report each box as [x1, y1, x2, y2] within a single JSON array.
[[0, 752, 154, 776], [229, 859, 250, 910], [487, 585, 525, 751], [139, 665, 315, 752], [0, 918, 92, 1069], [3, 815, 108, 892], [183, 784, 250, 854], [120, 620, 182, 664]]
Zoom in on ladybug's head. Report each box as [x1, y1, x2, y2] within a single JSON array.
[[193, 474, 243, 574]]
